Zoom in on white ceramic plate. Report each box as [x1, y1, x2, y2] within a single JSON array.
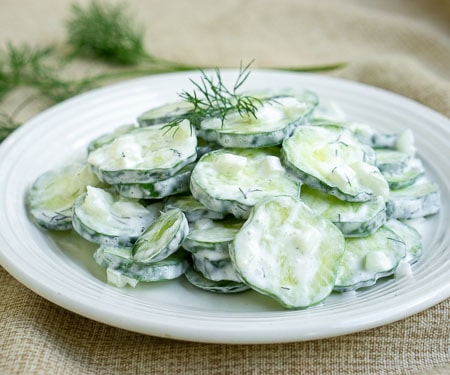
[[0, 71, 449, 344]]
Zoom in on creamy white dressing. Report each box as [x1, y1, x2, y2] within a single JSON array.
[[364, 251, 396, 273], [192, 149, 299, 210], [200, 97, 305, 133], [232, 196, 344, 307], [88, 120, 196, 171], [77, 186, 154, 236], [285, 125, 389, 198]]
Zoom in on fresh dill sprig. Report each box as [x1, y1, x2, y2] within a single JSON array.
[[0, 42, 56, 100], [0, 0, 347, 143], [163, 61, 263, 134], [65, 0, 149, 65]]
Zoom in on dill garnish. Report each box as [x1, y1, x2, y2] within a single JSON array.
[[0, 1, 346, 143], [163, 61, 263, 134]]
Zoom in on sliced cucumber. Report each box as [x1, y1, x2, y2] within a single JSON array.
[[94, 246, 189, 285], [386, 177, 440, 219], [190, 148, 301, 218], [281, 125, 389, 202], [182, 218, 243, 253], [197, 93, 316, 148], [230, 195, 345, 309], [27, 162, 101, 231], [184, 266, 249, 294], [88, 120, 197, 184], [300, 185, 386, 237], [384, 219, 423, 264], [381, 157, 425, 190], [87, 124, 137, 153], [113, 163, 194, 199], [191, 253, 241, 282], [132, 208, 189, 263], [137, 101, 193, 126], [375, 149, 412, 175], [72, 186, 158, 247], [334, 225, 406, 292], [164, 195, 225, 222]]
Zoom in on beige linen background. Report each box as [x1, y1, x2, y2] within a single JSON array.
[[0, 0, 449, 374]]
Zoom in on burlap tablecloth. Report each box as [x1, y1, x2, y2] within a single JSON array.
[[0, 0, 449, 373]]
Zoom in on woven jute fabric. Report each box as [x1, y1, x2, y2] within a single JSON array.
[[0, 0, 449, 374]]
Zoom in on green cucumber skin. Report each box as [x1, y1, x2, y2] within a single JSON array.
[[182, 240, 230, 255], [28, 208, 73, 231], [333, 226, 406, 292], [191, 254, 241, 282], [113, 165, 193, 199], [132, 209, 189, 263], [27, 162, 101, 231], [281, 152, 375, 202], [230, 195, 346, 309], [94, 247, 189, 282], [190, 148, 301, 219], [332, 209, 386, 238], [71, 190, 155, 248], [184, 266, 250, 294], [300, 187, 387, 237], [280, 125, 386, 203], [90, 154, 197, 185], [164, 195, 226, 223], [197, 123, 297, 149], [72, 205, 141, 248], [386, 190, 440, 219], [137, 101, 193, 127]]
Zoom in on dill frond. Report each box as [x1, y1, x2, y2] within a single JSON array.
[[163, 61, 263, 134], [65, 0, 149, 65], [0, 42, 55, 100]]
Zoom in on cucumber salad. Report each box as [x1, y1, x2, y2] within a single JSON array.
[[26, 70, 441, 310]]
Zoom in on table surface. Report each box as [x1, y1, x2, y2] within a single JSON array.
[[0, 0, 449, 374]]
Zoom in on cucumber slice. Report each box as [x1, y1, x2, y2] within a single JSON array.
[[282, 125, 389, 202], [87, 124, 137, 153], [230, 195, 345, 309], [344, 122, 399, 149], [182, 218, 243, 253], [88, 120, 197, 184], [190, 148, 301, 218], [334, 225, 406, 292], [191, 253, 241, 282], [300, 185, 386, 237], [386, 177, 440, 219], [132, 208, 189, 263], [113, 163, 194, 199], [164, 195, 225, 222], [197, 94, 315, 148], [381, 158, 425, 190], [384, 219, 423, 264], [184, 267, 249, 294], [375, 149, 411, 175], [137, 101, 193, 126], [72, 186, 158, 247], [94, 246, 189, 285], [27, 162, 101, 231]]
